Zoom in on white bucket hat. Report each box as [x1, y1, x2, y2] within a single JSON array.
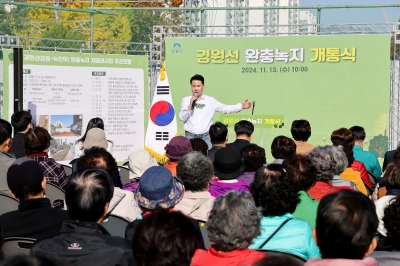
[[128, 150, 158, 180]]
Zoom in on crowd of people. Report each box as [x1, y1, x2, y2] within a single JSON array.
[[0, 106, 399, 266]]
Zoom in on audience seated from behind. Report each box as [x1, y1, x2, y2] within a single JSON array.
[[291, 119, 315, 155], [371, 195, 400, 264], [190, 138, 209, 156], [125, 166, 185, 240], [1, 255, 72, 266], [330, 146, 359, 191], [0, 120, 16, 194], [174, 152, 215, 222], [132, 208, 203, 266], [24, 127, 68, 191], [331, 128, 372, 193], [191, 191, 266, 266], [226, 120, 254, 151], [122, 149, 158, 192], [349, 126, 382, 178], [283, 154, 319, 228], [208, 147, 250, 197], [249, 164, 320, 260], [74, 127, 122, 188], [77, 147, 140, 222], [0, 158, 70, 239], [374, 158, 400, 241], [30, 168, 132, 266], [9, 111, 32, 158], [307, 146, 343, 201], [74, 117, 113, 159], [237, 144, 266, 186], [164, 136, 193, 176], [207, 122, 228, 163], [305, 190, 378, 266], [269, 135, 296, 165]]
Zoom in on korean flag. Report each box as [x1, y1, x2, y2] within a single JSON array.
[[144, 62, 177, 164]]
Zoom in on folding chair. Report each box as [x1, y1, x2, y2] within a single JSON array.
[[101, 214, 130, 238], [45, 182, 65, 205], [118, 166, 130, 185], [0, 192, 19, 216], [3, 237, 35, 258], [62, 164, 73, 176]]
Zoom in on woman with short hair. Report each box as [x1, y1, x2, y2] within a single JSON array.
[[25, 127, 67, 191], [270, 135, 296, 164], [192, 191, 266, 265], [237, 144, 266, 186], [249, 164, 320, 260], [306, 146, 343, 201], [174, 152, 215, 222]]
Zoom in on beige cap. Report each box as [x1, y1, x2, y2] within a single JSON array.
[[128, 150, 158, 179], [83, 128, 108, 150]]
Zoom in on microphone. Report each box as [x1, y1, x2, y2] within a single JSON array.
[[191, 93, 198, 110]]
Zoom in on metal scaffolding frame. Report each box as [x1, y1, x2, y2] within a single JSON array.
[[150, 22, 400, 150], [0, 35, 150, 54]]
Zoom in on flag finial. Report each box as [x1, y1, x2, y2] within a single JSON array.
[[159, 58, 166, 81]]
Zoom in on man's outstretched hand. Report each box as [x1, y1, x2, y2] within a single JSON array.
[[242, 99, 252, 109]]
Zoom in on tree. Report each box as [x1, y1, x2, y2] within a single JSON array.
[[36, 24, 85, 51], [0, 5, 30, 36], [369, 131, 388, 158]]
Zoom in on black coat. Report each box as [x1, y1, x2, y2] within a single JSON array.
[[0, 198, 71, 239], [9, 133, 26, 158], [31, 221, 133, 266], [226, 139, 251, 151]]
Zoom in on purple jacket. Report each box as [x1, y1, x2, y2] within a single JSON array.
[[237, 172, 256, 187], [208, 181, 250, 197], [122, 181, 139, 192]]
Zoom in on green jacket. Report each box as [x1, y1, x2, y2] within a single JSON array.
[[293, 191, 319, 228]]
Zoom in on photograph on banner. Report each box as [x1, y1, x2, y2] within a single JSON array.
[[166, 35, 390, 162], [2, 50, 148, 164]]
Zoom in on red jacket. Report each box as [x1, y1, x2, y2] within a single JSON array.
[[308, 181, 342, 201], [192, 245, 266, 266], [351, 160, 373, 189]]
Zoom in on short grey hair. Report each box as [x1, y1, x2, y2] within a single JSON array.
[[331, 145, 348, 175], [177, 152, 213, 192], [307, 146, 337, 182], [207, 191, 260, 252]]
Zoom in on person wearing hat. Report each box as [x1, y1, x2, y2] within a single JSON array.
[[72, 128, 123, 188], [125, 166, 185, 240], [122, 149, 158, 193], [164, 136, 193, 176], [209, 147, 250, 197], [0, 158, 71, 239], [74, 118, 114, 159], [25, 127, 68, 194]]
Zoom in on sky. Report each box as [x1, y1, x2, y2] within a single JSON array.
[[51, 115, 73, 126], [301, 0, 400, 24]]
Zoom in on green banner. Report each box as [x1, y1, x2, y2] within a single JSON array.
[[220, 115, 284, 129], [166, 35, 391, 161], [2, 50, 148, 164]]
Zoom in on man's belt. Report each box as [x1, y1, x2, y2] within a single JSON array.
[[185, 131, 209, 138]]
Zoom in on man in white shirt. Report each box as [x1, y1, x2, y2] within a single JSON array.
[[179, 74, 252, 149]]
